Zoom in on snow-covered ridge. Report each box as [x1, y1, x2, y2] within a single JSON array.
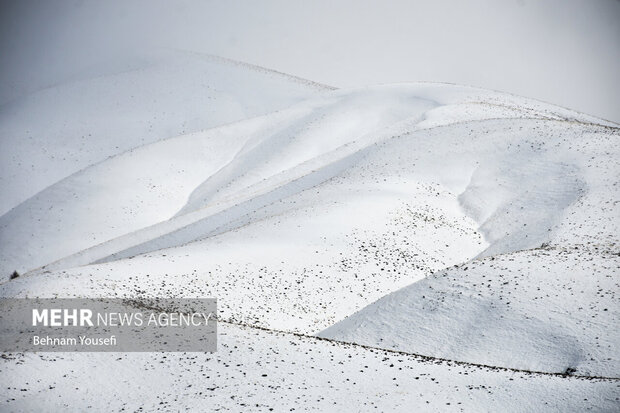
[[2, 82, 615, 278], [1, 54, 618, 410], [0, 49, 333, 216]]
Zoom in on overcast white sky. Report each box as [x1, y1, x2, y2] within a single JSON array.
[[1, 0, 619, 122]]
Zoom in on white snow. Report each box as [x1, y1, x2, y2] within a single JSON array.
[[1, 323, 618, 412], [0, 54, 618, 411], [0, 49, 333, 216]]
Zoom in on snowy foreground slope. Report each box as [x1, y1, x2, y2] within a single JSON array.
[[2, 324, 618, 412], [1, 56, 619, 411]]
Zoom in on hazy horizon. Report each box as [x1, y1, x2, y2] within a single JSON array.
[[1, 0, 619, 122]]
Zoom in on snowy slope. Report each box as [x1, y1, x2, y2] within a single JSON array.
[[2, 83, 613, 278], [320, 246, 619, 376], [1, 322, 618, 412], [0, 49, 333, 216], [0, 54, 618, 411], [3, 108, 617, 377], [317, 117, 619, 376]]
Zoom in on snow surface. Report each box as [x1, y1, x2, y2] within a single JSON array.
[[0, 49, 333, 216], [0, 54, 618, 411], [1, 323, 618, 412]]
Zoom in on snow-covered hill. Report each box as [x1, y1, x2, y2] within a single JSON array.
[[0, 54, 618, 411], [320, 246, 619, 376], [1, 83, 613, 278], [0, 49, 333, 216]]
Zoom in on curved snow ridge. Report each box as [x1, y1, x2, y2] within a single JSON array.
[[378, 81, 619, 129], [0, 49, 332, 216], [319, 245, 620, 377], [2, 84, 432, 276], [175, 87, 438, 215], [3, 83, 617, 278], [459, 155, 586, 258], [28, 114, 418, 274], [0, 113, 282, 276], [176, 49, 336, 92], [410, 80, 619, 128], [3, 86, 438, 276], [312, 117, 619, 376]]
